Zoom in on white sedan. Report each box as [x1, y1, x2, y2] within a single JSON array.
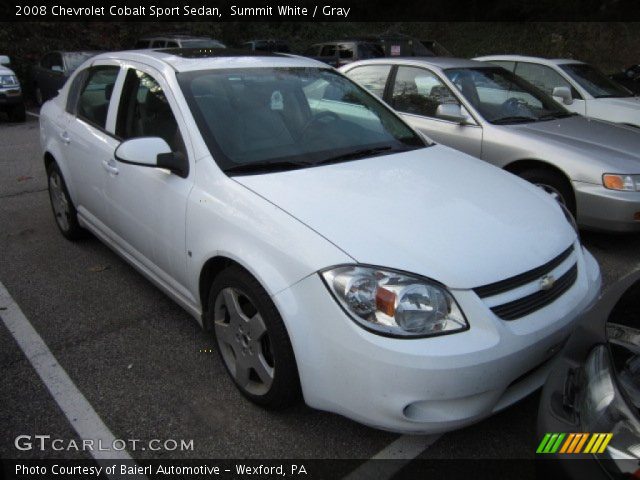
[[39, 48, 601, 433], [476, 55, 640, 128]]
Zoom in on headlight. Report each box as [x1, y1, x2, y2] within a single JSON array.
[[577, 344, 640, 465], [321, 265, 468, 337], [0, 75, 19, 87], [603, 174, 640, 192]]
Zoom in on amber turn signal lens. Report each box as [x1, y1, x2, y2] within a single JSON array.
[[376, 287, 396, 317], [603, 174, 624, 190], [634, 212, 640, 222]]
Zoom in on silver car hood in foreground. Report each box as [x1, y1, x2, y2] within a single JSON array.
[[235, 145, 575, 289], [508, 116, 640, 172]]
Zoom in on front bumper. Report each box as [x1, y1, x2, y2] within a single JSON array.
[[574, 181, 640, 232], [0, 86, 23, 108], [273, 245, 601, 434]]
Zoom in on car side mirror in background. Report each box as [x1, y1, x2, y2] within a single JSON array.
[[114, 137, 189, 178], [552, 86, 573, 105], [435, 103, 469, 124], [0, 55, 10, 66]]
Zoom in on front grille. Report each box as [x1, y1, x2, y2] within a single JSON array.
[[474, 245, 574, 298], [490, 264, 578, 320]]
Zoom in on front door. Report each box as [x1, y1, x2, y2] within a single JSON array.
[[388, 65, 483, 158], [105, 64, 195, 292]]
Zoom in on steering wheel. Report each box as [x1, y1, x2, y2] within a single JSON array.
[[299, 111, 340, 139], [501, 97, 528, 116]]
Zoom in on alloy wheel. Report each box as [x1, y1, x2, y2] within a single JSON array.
[[49, 170, 70, 232], [213, 287, 275, 396]]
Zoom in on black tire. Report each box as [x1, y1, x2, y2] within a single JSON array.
[[47, 162, 83, 240], [7, 103, 26, 122], [519, 168, 576, 217], [206, 265, 301, 409]]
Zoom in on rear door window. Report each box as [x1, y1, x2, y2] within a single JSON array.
[[76, 66, 120, 129], [345, 65, 392, 98]]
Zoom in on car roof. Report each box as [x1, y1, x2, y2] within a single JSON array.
[[344, 56, 490, 70], [90, 48, 325, 72], [473, 55, 585, 66]]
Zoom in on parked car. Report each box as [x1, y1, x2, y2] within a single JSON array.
[[304, 40, 385, 68], [475, 55, 640, 128], [610, 65, 640, 95], [240, 39, 291, 53], [538, 269, 640, 479], [0, 55, 25, 121], [134, 34, 226, 49], [40, 48, 601, 433], [32, 51, 100, 106], [341, 57, 640, 232]]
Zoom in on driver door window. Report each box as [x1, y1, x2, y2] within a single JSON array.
[[391, 66, 460, 119], [115, 68, 185, 156], [514, 62, 580, 98]]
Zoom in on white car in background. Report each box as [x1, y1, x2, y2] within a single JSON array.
[[476, 55, 640, 128], [39, 48, 600, 433]]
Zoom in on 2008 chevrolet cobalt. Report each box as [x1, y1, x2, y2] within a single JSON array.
[[39, 49, 601, 433]]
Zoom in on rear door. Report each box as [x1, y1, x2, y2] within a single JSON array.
[[387, 65, 482, 157], [63, 61, 122, 230]]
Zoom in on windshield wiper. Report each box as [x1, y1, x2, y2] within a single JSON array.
[[224, 160, 311, 175], [311, 146, 410, 166], [538, 112, 579, 121], [492, 116, 538, 125]]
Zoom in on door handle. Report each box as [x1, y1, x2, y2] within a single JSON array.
[[59, 131, 71, 144], [102, 159, 119, 175]]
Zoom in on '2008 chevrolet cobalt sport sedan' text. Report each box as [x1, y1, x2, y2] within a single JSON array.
[[39, 48, 601, 433]]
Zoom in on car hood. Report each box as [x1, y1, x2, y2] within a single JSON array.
[[593, 96, 640, 110], [509, 115, 640, 170], [234, 145, 576, 289]]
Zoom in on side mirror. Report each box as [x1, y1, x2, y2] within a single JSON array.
[[552, 86, 573, 105], [435, 103, 468, 124], [114, 137, 188, 178], [0, 55, 10, 66]]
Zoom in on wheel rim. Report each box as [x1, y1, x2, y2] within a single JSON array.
[[49, 171, 70, 231], [535, 183, 566, 206], [213, 287, 274, 396]]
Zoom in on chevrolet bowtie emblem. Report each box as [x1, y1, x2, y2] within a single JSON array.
[[539, 274, 556, 291]]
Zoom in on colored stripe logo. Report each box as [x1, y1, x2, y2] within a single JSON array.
[[537, 433, 612, 454]]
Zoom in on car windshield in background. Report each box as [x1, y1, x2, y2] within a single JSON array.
[[445, 67, 572, 124], [560, 63, 632, 98], [181, 39, 226, 49], [65, 52, 98, 71], [178, 67, 426, 174]]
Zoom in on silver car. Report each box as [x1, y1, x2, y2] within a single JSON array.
[[341, 57, 640, 232]]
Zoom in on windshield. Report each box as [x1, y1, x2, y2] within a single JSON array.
[[181, 39, 226, 49], [65, 52, 98, 71], [178, 67, 426, 174], [560, 63, 632, 98], [444, 67, 572, 124]]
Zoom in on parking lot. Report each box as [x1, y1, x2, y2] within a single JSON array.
[[1, 112, 639, 475]]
